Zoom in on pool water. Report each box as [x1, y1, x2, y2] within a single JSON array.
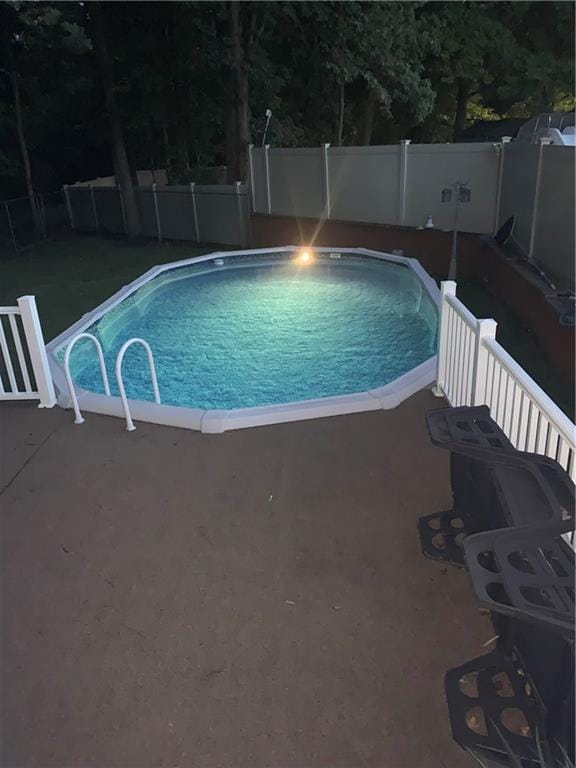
[[63, 256, 438, 410]]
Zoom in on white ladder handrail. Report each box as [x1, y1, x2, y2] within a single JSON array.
[[115, 338, 161, 432], [64, 332, 110, 424]]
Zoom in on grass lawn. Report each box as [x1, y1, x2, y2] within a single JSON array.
[[1, 233, 573, 417], [0, 234, 216, 342]]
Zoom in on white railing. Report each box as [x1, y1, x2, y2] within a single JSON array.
[[64, 332, 110, 424], [115, 338, 161, 432], [0, 296, 56, 408], [435, 281, 576, 480]]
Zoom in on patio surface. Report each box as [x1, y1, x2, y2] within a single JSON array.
[[1, 390, 490, 768]]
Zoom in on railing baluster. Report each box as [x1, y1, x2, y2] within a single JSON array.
[[446, 307, 457, 403], [8, 314, 32, 392], [535, 413, 548, 455], [453, 315, 464, 406], [0, 316, 18, 393], [557, 439, 570, 471]]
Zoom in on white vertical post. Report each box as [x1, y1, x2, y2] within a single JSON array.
[[322, 143, 331, 218], [433, 280, 456, 397], [247, 144, 256, 210], [190, 182, 200, 242], [398, 139, 411, 225], [492, 137, 511, 235], [471, 319, 498, 406], [17, 296, 56, 408], [152, 183, 162, 242], [235, 181, 245, 246], [63, 185, 74, 229], [264, 144, 272, 214], [528, 137, 551, 259], [89, 184, 99, 232]]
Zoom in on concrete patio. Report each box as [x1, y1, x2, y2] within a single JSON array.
[[1, 390, 490, 768]]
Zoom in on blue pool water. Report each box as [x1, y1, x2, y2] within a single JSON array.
[[62, 255, 438, 410]]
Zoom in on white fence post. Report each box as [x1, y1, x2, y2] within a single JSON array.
[[433, 280, 456, 397], [248, 144, 256, 211], [152, 183, 162, 242], [190, 182, 200, 242], [17, 296, 56, 408], [322, 143, 331, 218], [471, 318, 498, 405], [398, 139, 411, 225], [89, 184, 99, 232], [492, 137, 511, 235], [235, 181, 245, 246], [528, 137, 551, 259], [264, 144, 272, 214], [63, 185, 74, 229]]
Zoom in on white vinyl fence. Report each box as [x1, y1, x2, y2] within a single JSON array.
[[249, 140, 575, 290], [64, 182, 250, 247], [249, 142, 501, 234], [435, 281, 576, 479], [0, 296, 56, 407]]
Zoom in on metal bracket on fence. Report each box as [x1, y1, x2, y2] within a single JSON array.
[[115, 338, 160, 432], [64, 332, 110, 423]]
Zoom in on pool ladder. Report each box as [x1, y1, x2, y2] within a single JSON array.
[[64, 335, 161, 431]]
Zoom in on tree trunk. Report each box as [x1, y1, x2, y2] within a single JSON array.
[[90, 2, 140, 236], [230, 2, 250, 182], [337, 82, 345, 146], [225, 103, 239, 184], [362, 88, 376, 146], [7, 48, 41, 234], [453, 79, 470, 141]]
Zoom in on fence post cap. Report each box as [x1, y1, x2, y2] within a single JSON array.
[[440, 280, 457, 295], [322, 143, 331, 148], [477, 317, 498, 336]]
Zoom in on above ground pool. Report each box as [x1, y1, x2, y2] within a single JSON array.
[[49, 247, 440, 432]]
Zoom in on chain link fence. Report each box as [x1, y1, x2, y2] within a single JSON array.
[[0, 190, 69, 256]]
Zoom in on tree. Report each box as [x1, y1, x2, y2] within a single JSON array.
[[88, 2, 139, 236]]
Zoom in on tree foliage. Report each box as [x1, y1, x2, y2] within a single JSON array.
[[0, 0, 573, 197]]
